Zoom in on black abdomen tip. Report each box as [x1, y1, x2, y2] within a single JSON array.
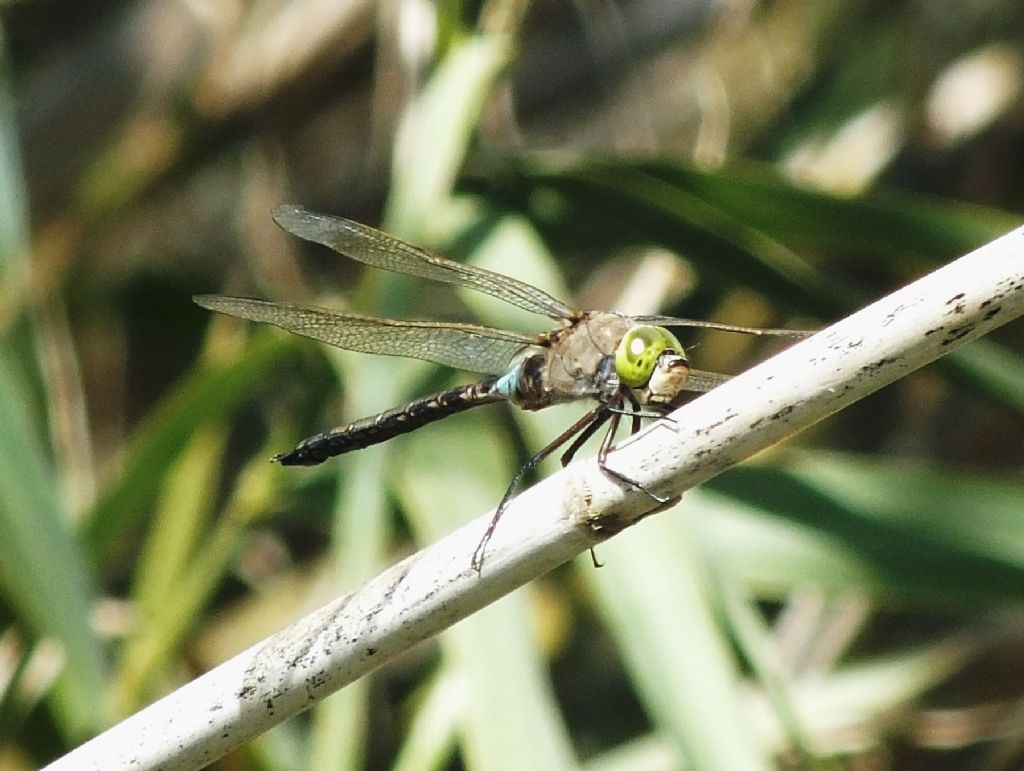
[[272, 447, 326, 466]]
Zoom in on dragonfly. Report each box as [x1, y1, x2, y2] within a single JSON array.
[[195, 205, 808, 570]]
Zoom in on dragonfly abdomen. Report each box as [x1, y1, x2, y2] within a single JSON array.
[[274, 377, 507, 466]]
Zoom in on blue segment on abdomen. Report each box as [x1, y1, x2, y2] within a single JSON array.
[[495, 369, 519, 397]]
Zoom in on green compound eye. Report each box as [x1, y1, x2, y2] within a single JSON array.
[[614, 325, 684, 387]]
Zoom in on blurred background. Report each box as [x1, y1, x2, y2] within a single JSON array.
[[2, 1, 1024, 769]]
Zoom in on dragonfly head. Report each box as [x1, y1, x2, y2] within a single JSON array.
[[645, 351, 691, 405], [615, 325, 690, 404]]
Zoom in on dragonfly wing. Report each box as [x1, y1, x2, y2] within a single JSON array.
[[194, 295, 536, 376], [684, 368, 732, 393], [272, 205, 578, 321], [633, 315, 813, 338]]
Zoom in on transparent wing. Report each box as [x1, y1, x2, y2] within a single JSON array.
[[272, 205, 578, 321], [633, 315, 813, 337], [194, 295, 537, 376], [683, 368, 733, 393]]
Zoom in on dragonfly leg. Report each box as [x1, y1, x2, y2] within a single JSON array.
[[597, 407, 671, 505], [471, 397, 672, 572], [604, 403, 667, 422], [604, 392, 671, 434], [550, 407, 616, 573], [471, 404, 609, 573], [561, 401, 668, 568], [558, 408, 614, 467], [627, 390, 642, 435]]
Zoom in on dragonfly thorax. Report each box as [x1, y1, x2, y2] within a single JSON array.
[[498, 319, 692, 411]]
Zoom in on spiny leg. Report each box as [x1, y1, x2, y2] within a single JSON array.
[[554, 398, 665, 569], [627, 390, 642, 435], [471, 397, 674, 572], [471, 403, 609, 573], [576, 396, 661, 568], [604, 392, 669, 433], [596, 406, 671, 505], [561, 386, 684, 470], [560, 391, 672, 504], [558, 408, 614, 467], [555, 407, 615, 569]]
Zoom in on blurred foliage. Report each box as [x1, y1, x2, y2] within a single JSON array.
[[1, 1, 1023, 769]]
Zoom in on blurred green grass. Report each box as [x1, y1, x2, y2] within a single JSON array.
[[1, 3, 1023, 770]]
